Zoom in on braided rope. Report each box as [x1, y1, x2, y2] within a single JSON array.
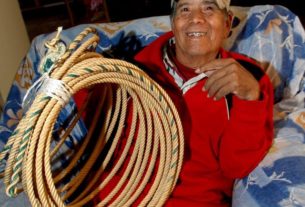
[[0, 27, 184, 207]]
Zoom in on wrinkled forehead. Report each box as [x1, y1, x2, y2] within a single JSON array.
[[172, 0, 230, 11], [189, 0, 220, 9], [174, 0, 217, 4]]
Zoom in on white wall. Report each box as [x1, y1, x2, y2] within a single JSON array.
[[0, 0, 30, 102]]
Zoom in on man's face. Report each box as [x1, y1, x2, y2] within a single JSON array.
[[172, 0, 231, 65]]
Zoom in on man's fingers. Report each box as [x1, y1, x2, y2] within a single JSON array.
[[213, 82, 236, 100], [195, 65, 222, 73], [195, 58, 234, 73], [203, 66, 231, 92], [204, 71, 234, 99]]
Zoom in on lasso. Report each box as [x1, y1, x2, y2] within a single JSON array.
[[0, 27, 184, 206]]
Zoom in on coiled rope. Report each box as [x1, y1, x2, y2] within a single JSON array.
[[0, 27, 184, 206]]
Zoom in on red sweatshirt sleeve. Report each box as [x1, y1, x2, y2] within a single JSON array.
[[219, 74, 274, 178]]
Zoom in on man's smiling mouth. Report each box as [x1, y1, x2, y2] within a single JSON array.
[[187, 32, 207, 37]]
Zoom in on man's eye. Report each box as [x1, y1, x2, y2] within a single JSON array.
[[203, 5, 214, 11], [206, 6, 213, 10], [180, 7, 189, 12]]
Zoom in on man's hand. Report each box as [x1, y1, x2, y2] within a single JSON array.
[[195, 58, 260, 101]]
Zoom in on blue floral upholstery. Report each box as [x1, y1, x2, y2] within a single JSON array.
[[1, 5, 305, 206], [229, 5, 305, 207]]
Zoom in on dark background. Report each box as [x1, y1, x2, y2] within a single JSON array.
[[106, 0, 303, 22], [18, 0, 305, 40]]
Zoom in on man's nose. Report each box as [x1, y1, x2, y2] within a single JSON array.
[[190, 10, 206, 23]]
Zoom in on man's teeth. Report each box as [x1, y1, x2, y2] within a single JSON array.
[[187, 32, 206, 37]]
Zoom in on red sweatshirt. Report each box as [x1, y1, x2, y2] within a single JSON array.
[[132, 32, 274, 206]]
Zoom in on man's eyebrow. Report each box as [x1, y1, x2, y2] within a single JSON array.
[[176, 2, 190, 9]]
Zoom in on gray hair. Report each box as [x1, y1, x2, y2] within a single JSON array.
[[170, 0, 230, 21], [170, 0, 178, 20]]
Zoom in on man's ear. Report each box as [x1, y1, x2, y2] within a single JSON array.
[[225, 11, 234, 38]]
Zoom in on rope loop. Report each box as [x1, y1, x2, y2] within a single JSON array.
[[45, 26, 63, 51], [0, 27, 184, 207]]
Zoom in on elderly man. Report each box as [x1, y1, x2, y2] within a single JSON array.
[[133, 0, 274, 206]]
